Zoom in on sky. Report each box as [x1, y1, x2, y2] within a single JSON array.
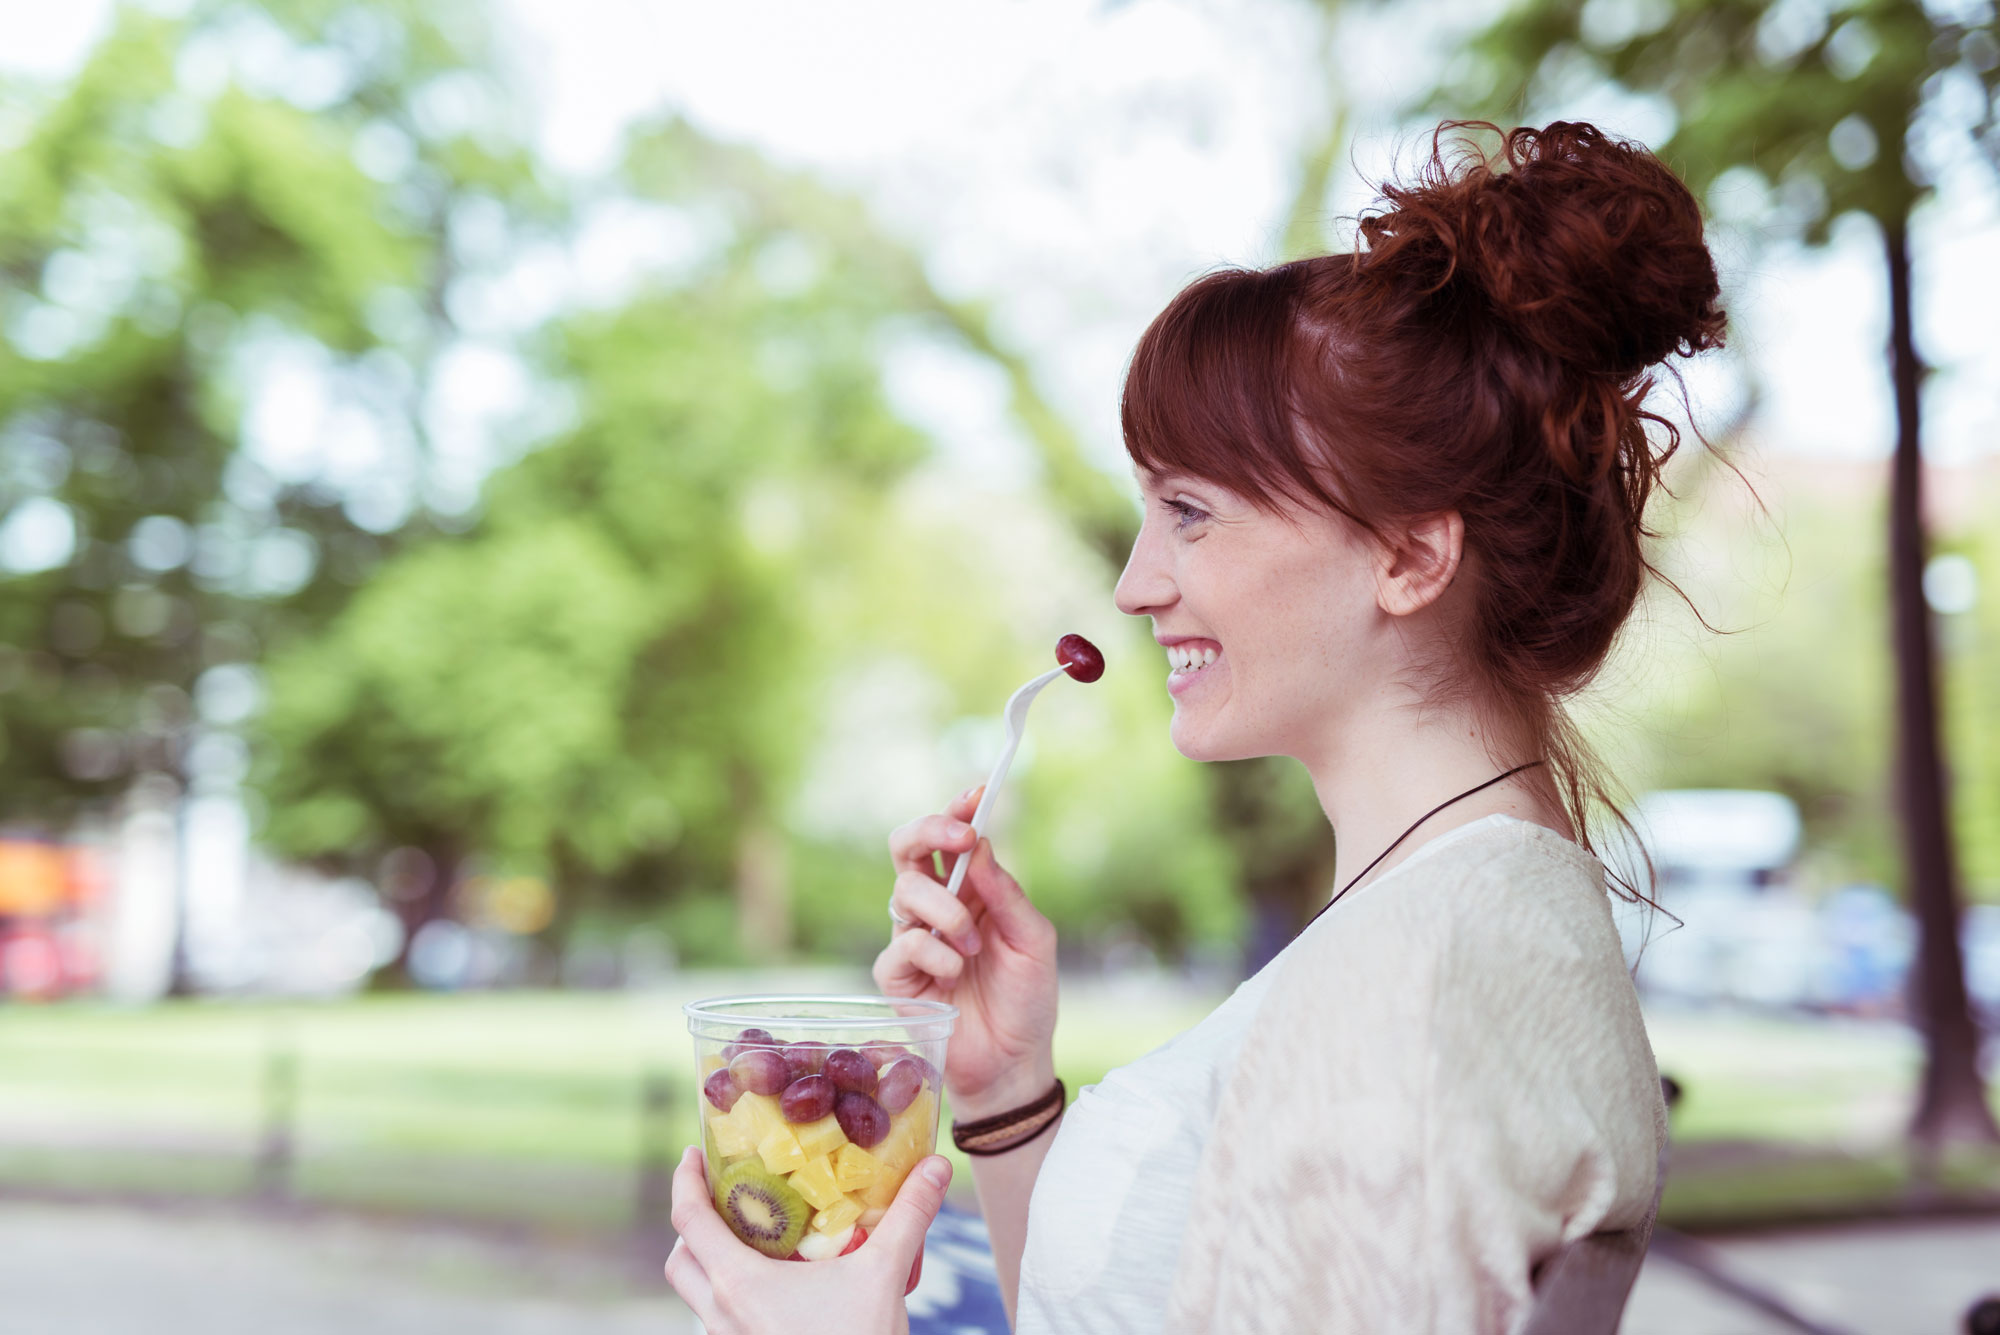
[[6, 0, 1998, 496]]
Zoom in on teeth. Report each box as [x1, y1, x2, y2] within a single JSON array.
[[1166, 644, 1221, 673]]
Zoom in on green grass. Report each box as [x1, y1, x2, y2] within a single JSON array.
[[0, 975, 1218, 1231], [2, 983, 1993, 1235]]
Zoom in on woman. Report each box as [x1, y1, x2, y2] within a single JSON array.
[[666, 119, 1724, 1333]]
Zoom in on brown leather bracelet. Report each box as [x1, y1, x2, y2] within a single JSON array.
[[952, 1078, 1066, 1156]]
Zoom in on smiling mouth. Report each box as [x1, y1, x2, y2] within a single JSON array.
[[1166, 643, 1221, 676]]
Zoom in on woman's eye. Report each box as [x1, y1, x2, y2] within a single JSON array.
[[1162, 498, 1208, 530]]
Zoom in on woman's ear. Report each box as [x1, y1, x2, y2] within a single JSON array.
[[1374, 511, 1464, 617]]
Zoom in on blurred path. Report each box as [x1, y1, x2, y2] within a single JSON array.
[[1624, 1216, 2000, 1334], [0, 1198, 694, 1335], [7, 1195, 1994, 1334]]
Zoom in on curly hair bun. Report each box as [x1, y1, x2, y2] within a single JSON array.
[[1361, 121, 1725, 380]]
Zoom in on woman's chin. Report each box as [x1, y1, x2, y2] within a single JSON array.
[[1168, 714, 1263, 764]]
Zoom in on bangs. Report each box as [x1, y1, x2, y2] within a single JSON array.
[[1120, 263, 1342, 515]]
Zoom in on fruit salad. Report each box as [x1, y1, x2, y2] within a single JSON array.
[[686, 1003, 954, 1262]]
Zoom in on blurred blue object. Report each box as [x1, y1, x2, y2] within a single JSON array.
[[1965, 905, 2000, 1021], [911, 1203, 1008, 1334], [1818, 884, 1916, 1011]]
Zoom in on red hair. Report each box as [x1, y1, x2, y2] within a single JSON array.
[[1121, 121, 1727, 879]]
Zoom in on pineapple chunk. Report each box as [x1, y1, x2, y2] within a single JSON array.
[[795, 1114, 847, 1159], [857, 1164, 907, 1210], [832, 1143, 883, 1192], [790, 1155, 845, 1211], [812, 1195, 863, 1236], [900, 1088, 938, 1137], [756, 1123, 809, 1175], [875, 1091, 935, 1175], [708, 1108, 757, 1159], [735, 1092, 787, 1142], [700, 1053, 725, 1076]]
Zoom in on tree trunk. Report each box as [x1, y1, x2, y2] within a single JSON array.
[[735, 819, 790, 961], [1883, 220, 1999, 1152], [378, 842, 458, 988]]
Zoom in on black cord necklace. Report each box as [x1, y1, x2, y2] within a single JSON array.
[[1302, 759, 1547, 933]]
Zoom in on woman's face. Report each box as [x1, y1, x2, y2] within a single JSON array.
[[1114, 467, 1388, 765]]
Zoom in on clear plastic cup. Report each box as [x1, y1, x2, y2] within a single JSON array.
[[685, 994, 956, 1261]]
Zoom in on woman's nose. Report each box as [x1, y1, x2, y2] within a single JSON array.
[[1114, 528, 1174, 617]]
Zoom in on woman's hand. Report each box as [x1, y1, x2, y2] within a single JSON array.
[[873, 786, 1060, 1115], [664, 1147, 952, 1335]]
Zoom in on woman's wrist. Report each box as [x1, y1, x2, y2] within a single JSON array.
[[953, 1078, 1064, 1156], [947, 1056, 1058, 1122]]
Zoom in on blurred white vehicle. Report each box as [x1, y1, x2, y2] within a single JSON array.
[[1613, 789, 1820, 1008]]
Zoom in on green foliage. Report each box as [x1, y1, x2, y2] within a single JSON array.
[[0, 0, 541, 823], [256, 114, 939, 942], [1445, 0, 1997, 239]]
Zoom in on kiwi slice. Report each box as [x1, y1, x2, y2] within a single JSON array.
[[712, 1158, 809, 1258]]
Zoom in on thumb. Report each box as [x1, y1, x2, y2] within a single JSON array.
[[947, 784, 985, 822], [869, 1155, 952, 1269]]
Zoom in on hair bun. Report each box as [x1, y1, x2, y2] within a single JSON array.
[[1361, 121, 1725, 379]]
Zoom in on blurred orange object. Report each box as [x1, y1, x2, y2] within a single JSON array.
[[0, 841, 68, 917]]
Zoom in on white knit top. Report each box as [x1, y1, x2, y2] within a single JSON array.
[[1014, 814, 1667, 1334]]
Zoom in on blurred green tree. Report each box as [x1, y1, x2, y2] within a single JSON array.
[[0, 0, 543, 981], [257, 115, 932, 969], [1443, 0, 1999, 1149]]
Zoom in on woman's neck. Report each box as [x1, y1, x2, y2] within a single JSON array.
[[1301, 688, 1570, 897]]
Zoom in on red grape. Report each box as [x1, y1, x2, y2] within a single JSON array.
[[724, 1027, 778, 1061], [823, 1048, 877, 1096], [834, 1091, 890, 1148], [876, 1057, 925, 1114], [704, 1067, 743, 1113], [730, 1048, 789, 1096], [780, 1073, 836, 1123], [864, 1043, 910, 1070], [839, 1226, 868, 1256], [783, 1041, 827, 1082], [1056, 634, 1104, 683]]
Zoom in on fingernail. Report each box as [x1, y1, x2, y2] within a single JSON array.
[[923, 1159, 951, 1188], [962, 928, 983, 955], [958, 786, 979, 804], [947, 821, 972, 840]]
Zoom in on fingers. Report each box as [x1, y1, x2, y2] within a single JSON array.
[[871, 923, 967, 996], [888, 871, 982, 955], [959, 838, 1056, 955], [669, 1146, 750, 1264], [663, 1237, 718, 1327], [870, 1155, 952, 1276], [888, 810, 979, 881]]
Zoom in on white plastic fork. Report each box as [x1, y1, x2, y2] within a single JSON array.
[[943, 665, 1070, 899]]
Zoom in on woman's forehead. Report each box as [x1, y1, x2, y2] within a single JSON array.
[[1133, 465, 1201, 490]]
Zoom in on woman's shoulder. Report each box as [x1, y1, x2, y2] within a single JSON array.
[[1279, 816, 1645, 1043], [1311, 817, 1615, 951]]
